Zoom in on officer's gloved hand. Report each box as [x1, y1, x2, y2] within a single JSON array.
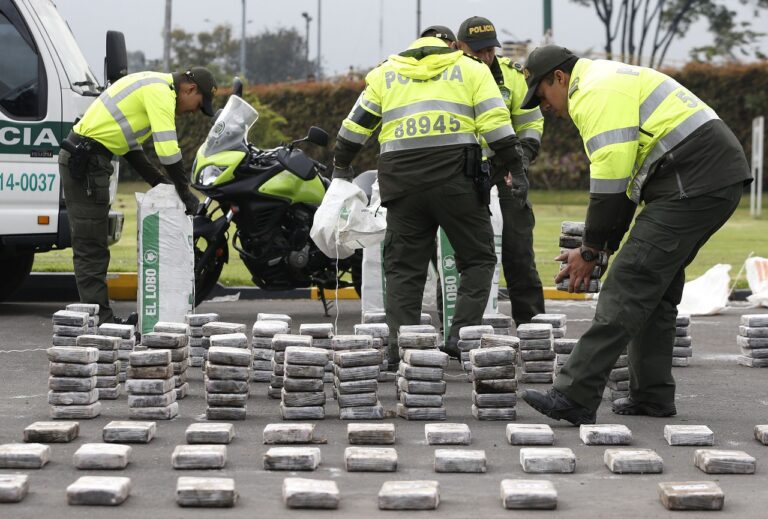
[[179, 189, 201, 215], [331, 165, 355, 181], [510, 172, 529, 202]]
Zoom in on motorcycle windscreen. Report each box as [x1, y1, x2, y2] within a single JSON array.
[[199, 96, 259, 158]]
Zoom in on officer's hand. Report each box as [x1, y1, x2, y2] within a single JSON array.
[[555, 248, 595, 293], [179, 189, 201, 215], [331, 165, 354, 181], [507, 172, 529, 201]]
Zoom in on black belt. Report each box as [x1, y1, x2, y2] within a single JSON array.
[[66, 131, 113, 159]]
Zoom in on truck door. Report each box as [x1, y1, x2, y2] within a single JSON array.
[[0, 0, 62, 243]]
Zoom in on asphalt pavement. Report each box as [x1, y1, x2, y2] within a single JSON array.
[[0, 296, 767, 518]]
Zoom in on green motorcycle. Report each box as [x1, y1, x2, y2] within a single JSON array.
[[191, 84, 361, 312]]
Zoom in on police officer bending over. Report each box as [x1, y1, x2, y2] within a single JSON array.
[[518, 46, 752, 425], [331, 35, 527, 365], [59, 67, 217, 325]]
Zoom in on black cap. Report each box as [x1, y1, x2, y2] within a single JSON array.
[[184, 67, 218, 117], [457, 16, 500, 51], [521, 45, 577, 109], [420, 25, 456, 43]]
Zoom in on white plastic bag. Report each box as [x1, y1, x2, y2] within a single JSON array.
[[136, 184, 194, 334], [745, 256, 768, 307], [309, 179, 364, 259], [677, 264, 732, 316]]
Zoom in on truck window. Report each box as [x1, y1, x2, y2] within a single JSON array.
[[0, 0, 46, 120]]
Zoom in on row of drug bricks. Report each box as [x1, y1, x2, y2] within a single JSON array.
[[47, 303, 714, 423], [2, 421, 767, 510]]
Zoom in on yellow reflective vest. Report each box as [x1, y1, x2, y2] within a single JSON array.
[[339, 37, 515, 155], [568, 59, 719, 202], [74, 72, 182, 165], [497, 56, 544, 143]]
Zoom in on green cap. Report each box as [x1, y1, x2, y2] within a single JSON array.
[[521, 45, 577, 109], [184, 67, 218, 117], [420, 25, 456, 43], [457, 16, 500, 51]]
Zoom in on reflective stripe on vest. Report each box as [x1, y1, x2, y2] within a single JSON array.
[[338, 125, 369, 144], [512, 108, 543, 126], [380, 133, 478, 154], [98, 77, 170, 151], [629, 108, 718, 201], [382, 100, 474, 124], [517, 128, 542, 142], [586, 126, 639, 155]]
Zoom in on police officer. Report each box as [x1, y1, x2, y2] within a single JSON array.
[[332, 35, 528, 364], [59, 67, 217, 325], [518, 46, 752, 425], [419, 25, 456, 45], [456, 16, 546, 325]]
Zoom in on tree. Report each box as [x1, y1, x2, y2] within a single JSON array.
[[168, 24, 239, 83], [243, 28, 318, 84], [571, 0, 768, 67]]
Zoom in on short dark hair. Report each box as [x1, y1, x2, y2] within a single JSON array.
[[541, 55, 579, 85]]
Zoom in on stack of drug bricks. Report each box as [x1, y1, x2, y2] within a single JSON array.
[[529, 314, 565, 383], [252, 314, 291, 383], [554, 338, 578, 375], [66, 303, 99, 333], [77, 334, 120, 400], [332, 334, 383, 419], [606, 348, 629, 401], [206, 343, 252, 420], [98, 323, 135, 384], [557, 221, 605, 293], [483, 313, 513, 335], [185, 313, 219, 367], [51, 309, 89, 348], [204, 328, 251, 420], [470, 334, 518, 420], [354, 320, 391, 380], [270, 334, 311, 400], [458, 325, 495, 373], [152, 322, 190, 399], [201, 321, 245, 363], [48, 340, 101, 419], [673, 314, 693, 367], [281, 339, 328, 420], [737, 314, 768, 368], [396, 328, 448, 421], [127, 347, 178, 420], [300, 323, 335, 384], [517, 323, 555, 384]]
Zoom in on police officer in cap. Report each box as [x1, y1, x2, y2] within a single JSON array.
[[331, 33, 528, 365], [518, 46, 751, 424], [456, 16, 546, 326], [59, 67, 218, 325], [420, 25, 457, 45]]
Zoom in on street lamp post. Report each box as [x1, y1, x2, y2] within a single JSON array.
[[241, 0, 247, 79], [316, 0, 322, 79], [301, 11, 312, 77]]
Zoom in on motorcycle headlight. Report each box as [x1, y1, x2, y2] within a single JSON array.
[[199, 165, 225, 186]]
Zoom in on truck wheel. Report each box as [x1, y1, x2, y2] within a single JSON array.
[[0, 253, 34, 302]]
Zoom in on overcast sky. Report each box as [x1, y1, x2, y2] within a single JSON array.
[[55, 0, 766, 83]]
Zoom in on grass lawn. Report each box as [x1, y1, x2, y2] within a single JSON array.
[[33, 181, 767, 289]]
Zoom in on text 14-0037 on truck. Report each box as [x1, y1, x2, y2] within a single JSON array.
[[0, 0, 127, 300]]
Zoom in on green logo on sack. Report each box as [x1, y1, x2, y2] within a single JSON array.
[[143, 249, 158, 264], [442, 255, 455, 270]]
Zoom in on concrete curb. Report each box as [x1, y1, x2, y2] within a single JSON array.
[[11, 272, 754, 303]]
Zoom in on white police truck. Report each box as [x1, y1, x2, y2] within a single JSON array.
[[0, 0, 127, 300]]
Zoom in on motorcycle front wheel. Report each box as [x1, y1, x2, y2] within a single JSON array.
[[193, 235, 228, 307]]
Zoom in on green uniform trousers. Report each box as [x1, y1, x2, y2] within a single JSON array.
[[383, 174, 496, 361], [58, 149, 115, 324], [497, 182, 545, 325], [554, 183, 742, 411]]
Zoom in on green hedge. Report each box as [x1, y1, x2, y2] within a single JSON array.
[[124, 63, 767, 189]]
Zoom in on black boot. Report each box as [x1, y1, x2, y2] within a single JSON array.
[[612, 397, 676, 417], [443, 335, 460, 360], [520, 388, 596, 426], [114, 312, 138, 326]]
